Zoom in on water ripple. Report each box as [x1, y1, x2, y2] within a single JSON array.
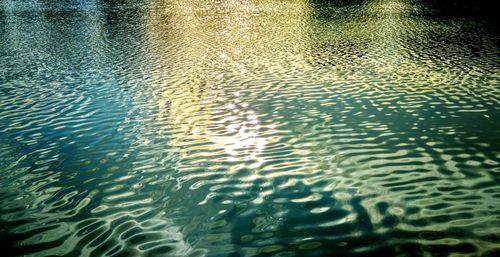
[[1, 0, 499, 256]]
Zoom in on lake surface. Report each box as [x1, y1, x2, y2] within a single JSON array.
[[1, 0, 499, 256]]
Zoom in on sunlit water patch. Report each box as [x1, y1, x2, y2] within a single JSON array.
[[1, 0, 499, 256]]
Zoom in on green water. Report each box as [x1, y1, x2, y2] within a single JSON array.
[[0, 0, 499, 256]]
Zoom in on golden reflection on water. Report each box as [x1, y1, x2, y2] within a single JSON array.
[[146, 0, 312, 171]]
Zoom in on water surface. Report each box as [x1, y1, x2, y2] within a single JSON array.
[[1, 0, 499, 256]]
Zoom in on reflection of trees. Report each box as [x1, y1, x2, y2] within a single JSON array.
[[304, 0, 415, 74], [411, 0, 496, 20], [305, 0, 498, 75]]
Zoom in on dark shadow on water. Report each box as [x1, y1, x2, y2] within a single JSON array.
[[410, 0, 498, 21]]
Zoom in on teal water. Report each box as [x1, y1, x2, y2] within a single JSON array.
[[1, 0, 499, 256]]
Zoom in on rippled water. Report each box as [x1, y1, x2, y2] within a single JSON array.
[[1, 0, 499, 256]]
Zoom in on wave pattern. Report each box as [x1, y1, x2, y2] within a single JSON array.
[[1, 0, 499, 256]]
